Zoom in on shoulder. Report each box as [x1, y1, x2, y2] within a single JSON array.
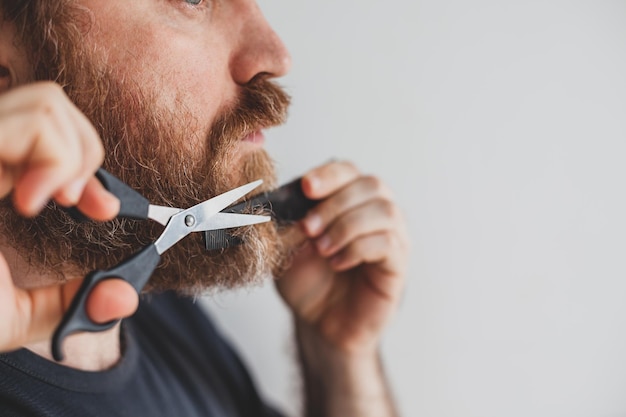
[[128, 291, 285, 416]]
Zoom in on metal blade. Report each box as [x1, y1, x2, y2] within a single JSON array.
[[190, 179, 265, 231], [153, 179, 264, 254], [193, 212, 270, 232], [148, 205, 183, 226], [153, 212, 193, 255]]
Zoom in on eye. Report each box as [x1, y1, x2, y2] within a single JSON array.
[[184, 0, 203, 4]]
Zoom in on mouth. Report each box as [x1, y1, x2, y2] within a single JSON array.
[[242, 130, 265, 146]]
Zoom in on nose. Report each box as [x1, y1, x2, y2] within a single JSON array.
[[229, 3, 292, 85]]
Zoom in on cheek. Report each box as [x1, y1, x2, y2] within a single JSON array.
[[93, 24, 228, 142], [149, 48, 229, 151]]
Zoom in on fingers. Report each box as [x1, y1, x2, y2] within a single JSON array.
[[85, 279, 139, 324], [54, 98, 106, 205], [328, 232, 393, 270], [75, 177, 120, 221], [301, 160, 361, 200], [302, 174, 394, 238], [299, 160, 408, 276], [0, 82, 107, 217], [0, 162, 15, 197], [61, 278, 138, 326], [5, 277, 138, 352], [313, 198, 398, 258]]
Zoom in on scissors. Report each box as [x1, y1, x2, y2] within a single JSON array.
[[51, 168, 270, 361], [203, 176, 319, 250]]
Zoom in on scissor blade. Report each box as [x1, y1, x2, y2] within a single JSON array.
[[193, 212, 270, 232], [148, 205, 183, 226], [191, 179, 265, 230], [153, 180, 265, 254]]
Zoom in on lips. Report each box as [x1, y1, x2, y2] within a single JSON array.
[[242, 130, 265, 145]]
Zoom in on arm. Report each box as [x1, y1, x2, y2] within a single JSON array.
[[0, 82, 136, 353], [276, 161, 409, 417], [296, 320, 399, 417]]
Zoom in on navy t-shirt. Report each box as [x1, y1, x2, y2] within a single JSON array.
[[0, 292, 284, 417]]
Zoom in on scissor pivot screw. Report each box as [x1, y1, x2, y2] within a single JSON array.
[[184, 215, 196, 227]]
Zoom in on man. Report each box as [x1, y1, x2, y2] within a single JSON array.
[[0, 1, 408, 416]]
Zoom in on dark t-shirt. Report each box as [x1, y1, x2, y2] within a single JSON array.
[[0, 292, 284, 417]]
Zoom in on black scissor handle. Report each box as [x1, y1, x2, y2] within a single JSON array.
[[95, 168, 150, 219], [51, 244, 161, 361], [65, 168, 150, 222]]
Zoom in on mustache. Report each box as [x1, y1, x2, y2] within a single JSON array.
[[209, 78, 291, 150]]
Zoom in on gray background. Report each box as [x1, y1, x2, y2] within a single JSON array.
[[203, 1, 626, 416]]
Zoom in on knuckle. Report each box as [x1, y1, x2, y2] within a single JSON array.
[[60, 156, 81, 175], [391, 227, 410, 249], [339, 160, 359, 174], [363, 175, 384, 193], [331, 219, 349, 242], [344, 242, 359, 259], [79, 123, 105, 166], [328, 192, 349, 215], [380, 231, 394, 248], [378, 198, 398, 219], [87, 140, 105, 166], [32, 102, 57, 124], [37, 81, 64, 95], [364, 175, 394, 199], [36, 122, 65, 157], [37, 82, 65, 105], [31, 83, 67, 117], [317, 199, 344, 226], [45, 141, 79, 170]]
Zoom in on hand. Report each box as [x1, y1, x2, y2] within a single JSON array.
[[276, 161, 409, 355], [0, 82, 137, 353]]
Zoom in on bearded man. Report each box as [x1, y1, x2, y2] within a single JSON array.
[[0, 1, 409, 416]]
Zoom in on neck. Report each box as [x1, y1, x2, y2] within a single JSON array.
[[25, 325, 122, 371], [2, 242, 123, 371]]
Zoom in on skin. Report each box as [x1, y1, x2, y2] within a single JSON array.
[[281, 163, 408, 416], [0, 1, 408, 415], [0, 81, 137, 366]]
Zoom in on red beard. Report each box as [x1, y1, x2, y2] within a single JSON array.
[[0, 12, 293, 293]]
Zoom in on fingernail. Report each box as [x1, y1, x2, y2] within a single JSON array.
[[307, 175, 320, 193], [304, 214, 322, 235], [64, 179, 87, 204], [28, 193, 50, 215], [102, 188, 120, 204]]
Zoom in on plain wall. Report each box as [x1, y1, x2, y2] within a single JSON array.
[[202, 1, 626, 416]]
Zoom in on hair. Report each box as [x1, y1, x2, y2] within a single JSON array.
[[2, 0, 91, 85], [1, 0, 29, 19], [0, 0, 293, 293]]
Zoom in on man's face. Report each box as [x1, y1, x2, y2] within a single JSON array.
[[2, 0, 294, 293], [80, 0, 291, 158]]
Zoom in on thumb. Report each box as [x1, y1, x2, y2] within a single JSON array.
[[0, 263, 138, 353], [57, 277, 139, 327], [85, 279, 138, 324]]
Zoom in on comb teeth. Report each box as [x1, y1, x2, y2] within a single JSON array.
[[202, 177, 319, 252], [203, 229, 244, 251]]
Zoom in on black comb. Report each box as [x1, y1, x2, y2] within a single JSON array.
[[203, 177, 318, 250]]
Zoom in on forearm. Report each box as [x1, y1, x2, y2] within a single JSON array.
[[296, 321, 400, 417]]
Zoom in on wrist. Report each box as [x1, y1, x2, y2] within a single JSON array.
[[296, 319, 398, 417], [295, 318, 379, 371]]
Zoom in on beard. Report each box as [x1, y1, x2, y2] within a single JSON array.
[[0, 5, 292, 294]]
